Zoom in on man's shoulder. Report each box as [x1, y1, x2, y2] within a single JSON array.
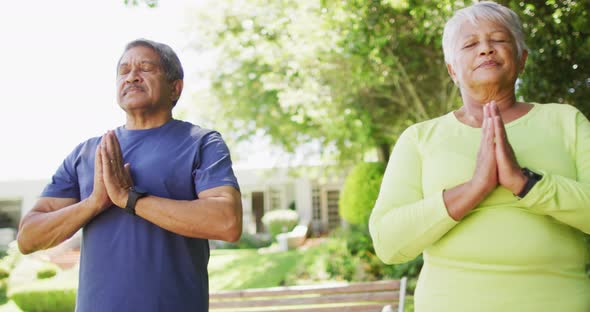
[[170, 119, 219, 140], [170, 120, 228, 143], [66, 135, 102, 159]]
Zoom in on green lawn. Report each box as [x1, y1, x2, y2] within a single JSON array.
[[209, 247, 325, 291]]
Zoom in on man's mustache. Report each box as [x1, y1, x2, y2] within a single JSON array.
[[123, 84, 145, 95]]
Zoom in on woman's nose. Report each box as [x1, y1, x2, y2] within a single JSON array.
[[479, 41, 495, 56]]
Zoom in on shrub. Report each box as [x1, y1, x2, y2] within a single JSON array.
[[326, 226, 423, 283], [210, 233, 273, 249], [262, 209, 299, 239], [236, 233, 273, 249], [0, 241, 22, 277], [339, 162, 385, 226], [36, 263, 59, 279], [10, 279, 76, 312], [0, 279, 7, 304], [324, 238, 360, 281], [0, 263, 10, 280]]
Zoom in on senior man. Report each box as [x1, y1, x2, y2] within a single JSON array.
[[17, 39, 242, 312]]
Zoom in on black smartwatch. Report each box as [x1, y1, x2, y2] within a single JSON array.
[[125, 186, 148, 215], [516, 168, 543, 199]]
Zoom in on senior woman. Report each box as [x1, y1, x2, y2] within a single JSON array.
[[369, 2, 590, 311]]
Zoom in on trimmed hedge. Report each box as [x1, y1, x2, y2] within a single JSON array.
[[211, 233, 273, 249], [339, 162, 385, 226], [10, 279, 76, 312], [0, 263, 10, 280], [36, 263, 59, 280]]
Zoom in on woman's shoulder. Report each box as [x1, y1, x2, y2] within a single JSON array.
[[405, 113, 455, 135], [526, 103, 585, 126], [397, 113, 455, 146], [532, 102, 581, 115]]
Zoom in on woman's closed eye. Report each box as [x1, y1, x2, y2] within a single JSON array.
[[463, 42, 477, 49]]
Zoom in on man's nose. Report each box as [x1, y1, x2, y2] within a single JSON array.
[[125, 68, 142, 84]]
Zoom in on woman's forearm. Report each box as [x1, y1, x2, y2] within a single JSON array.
[[443, 180, 490, 221]]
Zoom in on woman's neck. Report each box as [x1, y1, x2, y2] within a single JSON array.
[[455, 92, 518, 128]]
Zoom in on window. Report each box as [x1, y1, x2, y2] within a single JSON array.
[[312, 187, 321, 221], [270, 188, 281, 210], [326, 190, 340, 230]]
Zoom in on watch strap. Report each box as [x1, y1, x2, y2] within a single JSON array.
[[125, 187, 148, 215], [516, 168, 542, 198]]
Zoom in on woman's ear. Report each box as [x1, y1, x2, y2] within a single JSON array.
[[447, 63, 458, 85]]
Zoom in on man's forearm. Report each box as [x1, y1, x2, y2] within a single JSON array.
[[134, 193, 242, 242], [17, 198, 100, 254]]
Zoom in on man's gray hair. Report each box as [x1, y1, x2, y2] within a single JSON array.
[[119, 39, 184, 82], [442, 1, 528, 66]]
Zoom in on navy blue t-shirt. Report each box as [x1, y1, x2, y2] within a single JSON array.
[[42, 119, 240, 312]]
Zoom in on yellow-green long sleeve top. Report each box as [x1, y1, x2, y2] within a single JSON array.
[[369, 103, 590, 311]]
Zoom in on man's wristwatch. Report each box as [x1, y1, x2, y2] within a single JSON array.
[[125, 187, 148, 215], [516, 168, 543, 199]]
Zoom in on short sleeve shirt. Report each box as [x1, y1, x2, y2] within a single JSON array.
[[42, 119, 240, 312]]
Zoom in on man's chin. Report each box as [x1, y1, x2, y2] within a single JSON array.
[[119, 101, 153, 111]]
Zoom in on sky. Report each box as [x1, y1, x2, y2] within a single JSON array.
[[0, 0, 300, 182]]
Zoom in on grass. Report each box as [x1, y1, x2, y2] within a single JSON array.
[[208, 245, 414, 311], [209, 239, 343, 291], [209, 248, 306, 291]]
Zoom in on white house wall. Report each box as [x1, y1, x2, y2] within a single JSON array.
[[294, 178, 312, 225], [0, 180, 47, 217]]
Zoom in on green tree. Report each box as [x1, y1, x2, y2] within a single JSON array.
[[190, 0, 589, 162], [192, 0, 462, 163], [497, 0, 590, 114]]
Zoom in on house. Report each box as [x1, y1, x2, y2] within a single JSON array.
[[235, 165, 348, 236], [0, 179, 47, 249], [0, 165, 349, 245]]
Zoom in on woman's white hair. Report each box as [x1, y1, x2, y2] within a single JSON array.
[[442, 1, 528, 66]]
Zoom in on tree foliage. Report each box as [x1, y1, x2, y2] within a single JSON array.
[[497, 0, 590, 115], [190, 0, 589, 162], [192, 0, 462, 163], [123, 0, 157, 8]]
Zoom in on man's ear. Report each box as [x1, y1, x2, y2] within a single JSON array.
[[171, 80, 183, 102]]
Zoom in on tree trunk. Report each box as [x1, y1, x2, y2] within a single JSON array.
[[377, 143, 391, 163]]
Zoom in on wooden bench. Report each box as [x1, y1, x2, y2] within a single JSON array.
[[210, 277, 407, 312]]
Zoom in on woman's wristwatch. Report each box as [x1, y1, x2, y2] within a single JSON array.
[[516, 168, 543, 199]]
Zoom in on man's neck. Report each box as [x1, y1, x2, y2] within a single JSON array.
[[125, 111, 173, 130]]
